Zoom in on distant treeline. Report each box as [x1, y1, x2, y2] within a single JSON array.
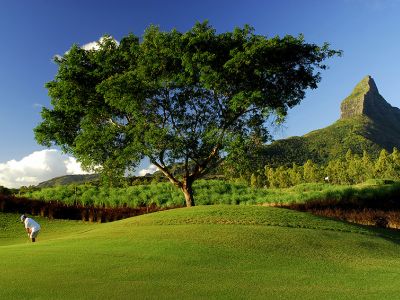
[[250, 148, 400, 188]]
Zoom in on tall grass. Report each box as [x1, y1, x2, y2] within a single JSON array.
[[19, 180, 400, 209]]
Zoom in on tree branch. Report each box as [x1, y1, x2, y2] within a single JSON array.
[[190, 143, 221, 180], [151, 160, 182, 188]]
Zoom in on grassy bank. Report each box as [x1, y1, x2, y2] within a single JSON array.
[[1, 206, 400, 299]]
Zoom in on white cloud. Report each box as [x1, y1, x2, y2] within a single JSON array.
[[53, 37, 119, 63], [81, 40, 100, 51], [0, 149, 91, 188], [53, 54, 63, 61], [65, 156, 89, 174], [0, 149, 162, 188], [138, 164, 158, 176], [81, 36, 119, 51]]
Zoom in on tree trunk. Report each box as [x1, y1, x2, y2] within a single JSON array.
[[181, 179, 195, 207]]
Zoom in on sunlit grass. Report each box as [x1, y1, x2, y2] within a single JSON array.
[[1, 206, 400, 299]]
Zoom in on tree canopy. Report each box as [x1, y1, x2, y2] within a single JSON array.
[[35, 22, 340, 206]]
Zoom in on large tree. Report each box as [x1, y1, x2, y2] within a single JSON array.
[[35, 22, 340, 206]]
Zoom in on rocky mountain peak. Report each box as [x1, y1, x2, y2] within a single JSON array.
[[340, 75, 399, 123], [340, 75, 381, 119]]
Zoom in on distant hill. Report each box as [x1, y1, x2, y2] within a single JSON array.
[[36, 173, 163, 188], [262, 76, 400, 166], [37, 174, 100, 188]]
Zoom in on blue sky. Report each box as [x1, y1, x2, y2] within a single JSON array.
[[1, 0, 400, 187]]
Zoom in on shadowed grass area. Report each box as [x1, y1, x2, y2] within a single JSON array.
[[1, 206, 400, 299]]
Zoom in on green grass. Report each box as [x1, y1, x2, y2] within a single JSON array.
[[1, 205, 400, 299], [0, 212, 97, 246]]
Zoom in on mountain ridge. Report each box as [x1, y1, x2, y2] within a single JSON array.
[[37, 174, 100, 188], [261, 76, 400, 167]]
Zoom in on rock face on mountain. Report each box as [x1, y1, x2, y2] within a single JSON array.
[[341, 75, 380, 119], [340, 75, 400, 129], [261, 76, 400, 167]]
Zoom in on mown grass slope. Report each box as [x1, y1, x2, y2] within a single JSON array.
[[1, 206, 400, 299]]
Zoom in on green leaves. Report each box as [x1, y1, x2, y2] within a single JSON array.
[[35, 22, 339, 202]]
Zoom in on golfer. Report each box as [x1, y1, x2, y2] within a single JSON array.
[[21, 215, 41, 242]]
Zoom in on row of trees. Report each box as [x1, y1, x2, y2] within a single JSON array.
[[250, 148, 400, 188]]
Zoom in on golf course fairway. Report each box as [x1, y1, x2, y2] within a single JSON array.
[[1, 205, 400, 299]]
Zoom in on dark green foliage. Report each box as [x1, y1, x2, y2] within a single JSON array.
[[34, 21, 339, 206], [0, 186, 12, 195]]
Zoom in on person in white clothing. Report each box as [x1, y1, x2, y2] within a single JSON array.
[[20, 215, 41, 242]]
